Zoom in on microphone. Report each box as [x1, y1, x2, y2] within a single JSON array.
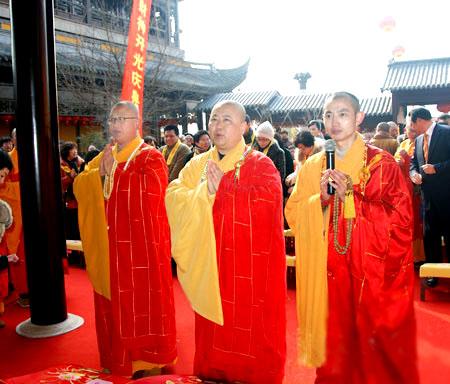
[[324, 139, 336, 195]]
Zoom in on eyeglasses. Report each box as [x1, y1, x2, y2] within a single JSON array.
[[108, 116, 138, 125]]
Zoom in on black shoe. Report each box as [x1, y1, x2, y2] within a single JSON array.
[[425, 277, 439, 288], [414, 261, 425, 271]]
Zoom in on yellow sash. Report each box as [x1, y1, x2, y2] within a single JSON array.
[[262, 140, 273, 155], [162, 140, 181, 166], [61, 165, 71, 174]]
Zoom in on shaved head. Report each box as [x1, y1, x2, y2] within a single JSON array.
[[208, 100, 247, 154], [324, 91, 360, 114], [111, 100, 139, 118], [108, 100, 140, 148], [211, 100, 246, 122]]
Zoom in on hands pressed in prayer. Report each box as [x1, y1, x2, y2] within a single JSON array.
[[100, 144, 114, 176], [320, 169, 349, 202], [207, 160, 223, 195]]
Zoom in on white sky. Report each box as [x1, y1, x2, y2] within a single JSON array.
[[178, 0, 450, 98]]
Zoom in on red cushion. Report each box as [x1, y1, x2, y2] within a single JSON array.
[[133, 375, 203, 383], [2, 364, 129, 384]]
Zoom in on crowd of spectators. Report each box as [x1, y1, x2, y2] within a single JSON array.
[[0, 103, 448, 381]]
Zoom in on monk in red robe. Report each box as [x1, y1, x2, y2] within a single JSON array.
[[165, 100, 286, 384], [74, 101, 176, 377], [0, 151, 19, 327], [285, 92, 418, 383], [0, 129, 28, 305]]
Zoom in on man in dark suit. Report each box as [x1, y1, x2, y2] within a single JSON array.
[[410, 107, 450, 286]]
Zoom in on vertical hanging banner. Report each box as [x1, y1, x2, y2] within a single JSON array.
[[121, 0, 153, 135]]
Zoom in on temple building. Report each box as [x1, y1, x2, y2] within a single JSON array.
[[196, 92, 392, 131], [0, 0, 249, 146], [197, 57, 450, 132], [381, 57, 450, 123], [1, 1, 448, 144]]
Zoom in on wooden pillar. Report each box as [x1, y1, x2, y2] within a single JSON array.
[[76, 118, 81, 149], [205, 112, 210, 131], [196, 111, 204, 130], [391, 93, 401, 125], [10, 0, 67, 325], [181, 103, 188, 134], [85, 0, 92, 24]]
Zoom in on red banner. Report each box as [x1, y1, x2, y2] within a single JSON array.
[[121, 0, 153, 134]]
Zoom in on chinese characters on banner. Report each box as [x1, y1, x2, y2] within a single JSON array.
[[121, 0, 153, 134]]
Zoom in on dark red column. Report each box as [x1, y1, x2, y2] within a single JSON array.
[[10, 0, 67, 325]]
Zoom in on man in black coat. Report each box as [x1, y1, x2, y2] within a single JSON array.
[[410, 107, 450, 286], [243, 114, 255, 145], [274, 133, 294, 199]]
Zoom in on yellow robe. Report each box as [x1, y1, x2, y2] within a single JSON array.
[[73, 136, 143, 299], [285, 133, 366, 367], [165, 138, 247, 325]]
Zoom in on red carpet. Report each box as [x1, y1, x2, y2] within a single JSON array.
[[0, 266, 449, 383]]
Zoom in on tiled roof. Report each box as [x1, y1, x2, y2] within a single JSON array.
[[195, 90, 281, 111], [381, 57, 450, 91], [0, 28, 249, 96], [156, 59, 249, 94], [360, 95, 392, 117], [53, 42, 249, 95], [197, 91, 392, 117], [270, 93, 331, 114]]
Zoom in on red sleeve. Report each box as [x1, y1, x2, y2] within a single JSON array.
[[352, 154, 414, 329]]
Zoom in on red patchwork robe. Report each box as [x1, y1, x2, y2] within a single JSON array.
[[194, 152, 287, 384], [318, 147, 418, 383], [286, 140, 418, 384], [76, 144, 176, 376]]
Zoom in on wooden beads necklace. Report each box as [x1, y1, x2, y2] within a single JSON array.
[[103, 140, 143, 199], [329, 146, 369, 254]]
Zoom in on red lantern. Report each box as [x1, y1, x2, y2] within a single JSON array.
[[392, 45, 405, 59], [437, 103, 450, 113], [380, 16, 396, 32]]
